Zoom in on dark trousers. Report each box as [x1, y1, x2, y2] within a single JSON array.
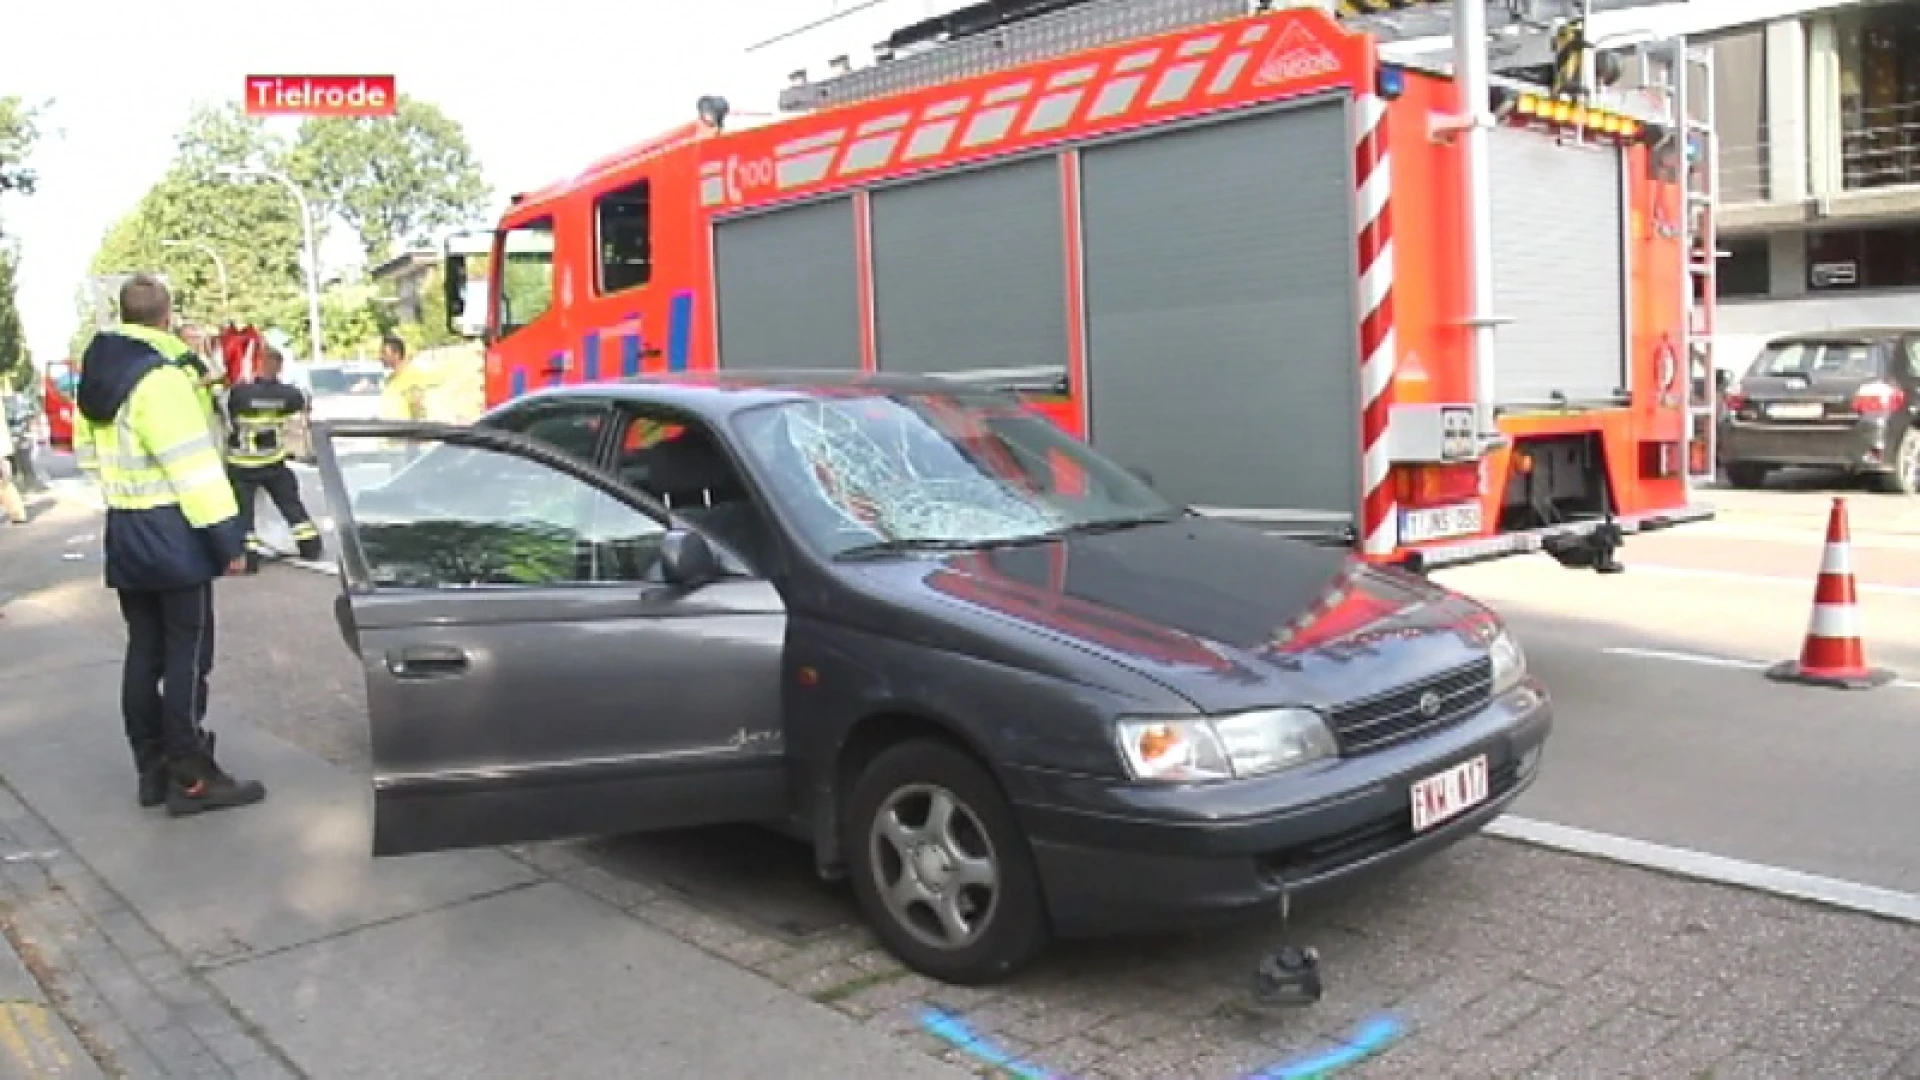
[[230, 461, 318, 556], [117, 584, 215, 768]]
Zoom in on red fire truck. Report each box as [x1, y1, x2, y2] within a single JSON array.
[[442, 0, 1720, 573], [42, 359, 78, 450]]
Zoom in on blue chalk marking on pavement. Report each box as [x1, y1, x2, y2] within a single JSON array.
[[667, 291, 694, 372], [1246, 1015, 1405, 1079], [920, 1007, 1062, 1080], [920, 1006, 1401, 1080]]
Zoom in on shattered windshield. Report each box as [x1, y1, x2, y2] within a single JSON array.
[[730, 392, 1177, 558]]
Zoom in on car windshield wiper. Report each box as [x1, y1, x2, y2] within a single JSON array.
[[834, 536, 1003, 560], [1034, 509, 1188, 538], [834, 510, 1188, 560]]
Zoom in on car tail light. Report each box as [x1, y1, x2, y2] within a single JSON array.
[[1722, 389, 1746, 412], [1854, 381, 1906, 416], [1396, 462, 1481, 508]]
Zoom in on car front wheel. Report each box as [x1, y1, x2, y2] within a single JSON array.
[[844, 738, 1050, 985]]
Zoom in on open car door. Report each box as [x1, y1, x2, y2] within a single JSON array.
[[311, 420, 790, 856]]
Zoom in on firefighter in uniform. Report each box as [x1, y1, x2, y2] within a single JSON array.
[[225, 345, 322, 571], [72, 274, 267, 816]]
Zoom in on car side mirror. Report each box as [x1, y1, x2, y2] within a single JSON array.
[[660, 527, 719, 587], [443, 256, 467, 323], [1127, 465, 1156, 488]]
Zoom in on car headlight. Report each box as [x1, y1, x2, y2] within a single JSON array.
[[1115, 708, 1338, 783], [1489, 629, 1527, 695]]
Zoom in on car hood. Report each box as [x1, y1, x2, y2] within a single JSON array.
[[850, 516, 1493, 715]]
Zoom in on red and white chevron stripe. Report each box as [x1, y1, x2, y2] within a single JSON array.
[[1354, 92, 1398, 558]]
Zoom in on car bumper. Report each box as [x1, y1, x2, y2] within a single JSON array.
[[1006, 682, 1552, 937], [1720, 415, 1898, 472]]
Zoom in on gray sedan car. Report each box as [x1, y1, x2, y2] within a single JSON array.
[[312, 373, 1552, 985]]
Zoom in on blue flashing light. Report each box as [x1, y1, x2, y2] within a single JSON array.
[[1377, 64, 1406, 101]]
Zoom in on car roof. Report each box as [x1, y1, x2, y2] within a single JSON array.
[[495, 370, 1022, 424], [1766, 327, 1920, 345]]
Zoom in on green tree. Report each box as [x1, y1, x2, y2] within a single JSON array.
[[76, 103, 306, 349], [0, 97, 41, 387], [0, 96, 43, 200], [288, 96, 491, 263], [0, 242, 26, 387]]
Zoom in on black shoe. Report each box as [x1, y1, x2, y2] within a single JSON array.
[[165, 750, 265, 817], [137, 766, 167, 808]]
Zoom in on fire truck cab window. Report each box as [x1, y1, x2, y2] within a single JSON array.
[[496, 217, 556, 336], [595, 179, 653, 295]]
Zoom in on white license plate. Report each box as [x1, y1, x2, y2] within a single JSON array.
[[1410, 755, 1490, 833], [1399, 502, 1483, 545], [1766, 401, 1823, 420]]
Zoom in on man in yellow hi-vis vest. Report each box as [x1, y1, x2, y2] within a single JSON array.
[[73, 275, 267, 817]]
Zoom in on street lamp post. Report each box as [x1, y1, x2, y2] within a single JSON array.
[[214, 164, 324, 368], [160, 239, 230, 320]]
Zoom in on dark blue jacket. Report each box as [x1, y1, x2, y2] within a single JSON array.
[[77, 332, 248, 592]]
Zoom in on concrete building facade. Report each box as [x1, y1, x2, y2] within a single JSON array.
[[1704, 0, 1920, 367]]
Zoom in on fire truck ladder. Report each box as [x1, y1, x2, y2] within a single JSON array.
[[778, 0, 1678, 112], [1673, 40, 1720, 490]]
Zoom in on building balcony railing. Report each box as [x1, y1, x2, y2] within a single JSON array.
[[1841, 100, 1920, 191], [1715, 101, 1920, 213]]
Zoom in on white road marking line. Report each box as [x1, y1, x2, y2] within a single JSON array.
[[1487, 815, 1920, 926], [1622, 564, 1920, 597], [1601, 646, 1920, 690]]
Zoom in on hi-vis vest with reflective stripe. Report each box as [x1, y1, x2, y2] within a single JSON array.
[[72, 336, 238, 530], [226, 380, 304, 467]]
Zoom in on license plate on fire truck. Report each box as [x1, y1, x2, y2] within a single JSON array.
[[1411, 755, 1490, 833], [1399, 502, 1483, 544]]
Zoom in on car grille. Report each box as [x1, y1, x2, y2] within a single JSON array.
[[1255, 757, 1521, 885], [1328, 658, 1493, 755]]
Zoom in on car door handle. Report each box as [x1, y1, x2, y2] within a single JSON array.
[[387, 645, 470, 679]]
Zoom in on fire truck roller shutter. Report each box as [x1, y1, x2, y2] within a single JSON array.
[[1080, 99, 1360, 520], [1487, 127, 1628, 406], [712, 196, 863, 371], [869, 156, 1068, 378]]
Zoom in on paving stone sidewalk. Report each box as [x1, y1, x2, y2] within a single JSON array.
[[0, 778, 296, 1080], [514, 832, 1920, 1079]]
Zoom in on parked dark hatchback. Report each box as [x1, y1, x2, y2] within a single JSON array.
[[313, 373, 1553, 984], [1718, 328, 1920, 494]]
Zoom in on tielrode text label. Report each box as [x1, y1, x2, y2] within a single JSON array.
[[245, 76, 398, 117]]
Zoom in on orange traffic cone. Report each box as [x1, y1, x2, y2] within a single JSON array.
[[1766, 497, 1894, 690]]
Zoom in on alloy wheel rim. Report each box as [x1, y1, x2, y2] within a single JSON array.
[[868, 782, 1001, 952]]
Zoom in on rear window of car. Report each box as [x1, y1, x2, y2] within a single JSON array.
[[1749, 341, 1882, 379], [310, 367, 386, 395]]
